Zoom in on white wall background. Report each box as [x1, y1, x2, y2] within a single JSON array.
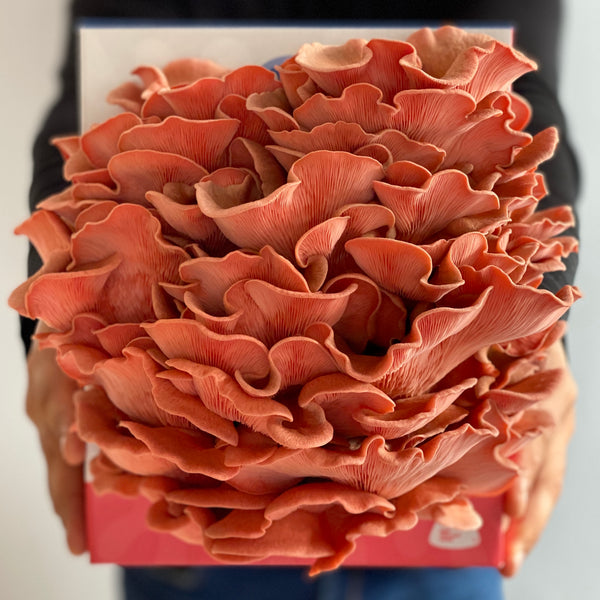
[[0, 1, 597, 598]]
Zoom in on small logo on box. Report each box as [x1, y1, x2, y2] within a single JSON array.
[[428, 523, 481, 550]]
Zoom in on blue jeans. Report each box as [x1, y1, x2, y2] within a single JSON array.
[[122, 566, 503, 600]]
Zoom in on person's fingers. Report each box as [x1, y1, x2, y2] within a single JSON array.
[[502, 402, 575, 576], [30, 354, 85, 466], [509, 429, 549, 515], [61, 429, 86, 467], [26, 325, 87, 554], [501, 340, 577, 577], [503, 466, 531, 520], [27, 347, 78, 432], [43, 433, 87, 555]]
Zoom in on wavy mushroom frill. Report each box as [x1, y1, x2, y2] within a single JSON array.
[[253, 84, 551, 193], [9, 26, 582, 572], [195, 150, 384, 261], [45, 115, 280, 227], [106, 58, 229, 113], [10, 204, 189, 330], [262, 28, 551, 196], [279, 28, 535, 105], [109, 62, 282, 123]]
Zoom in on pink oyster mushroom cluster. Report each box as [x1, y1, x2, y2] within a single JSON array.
[[11, 26, 580, 573]]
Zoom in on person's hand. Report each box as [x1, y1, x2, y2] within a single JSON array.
[[501, 338, 577, 576], [26, 322, 87, 555]]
